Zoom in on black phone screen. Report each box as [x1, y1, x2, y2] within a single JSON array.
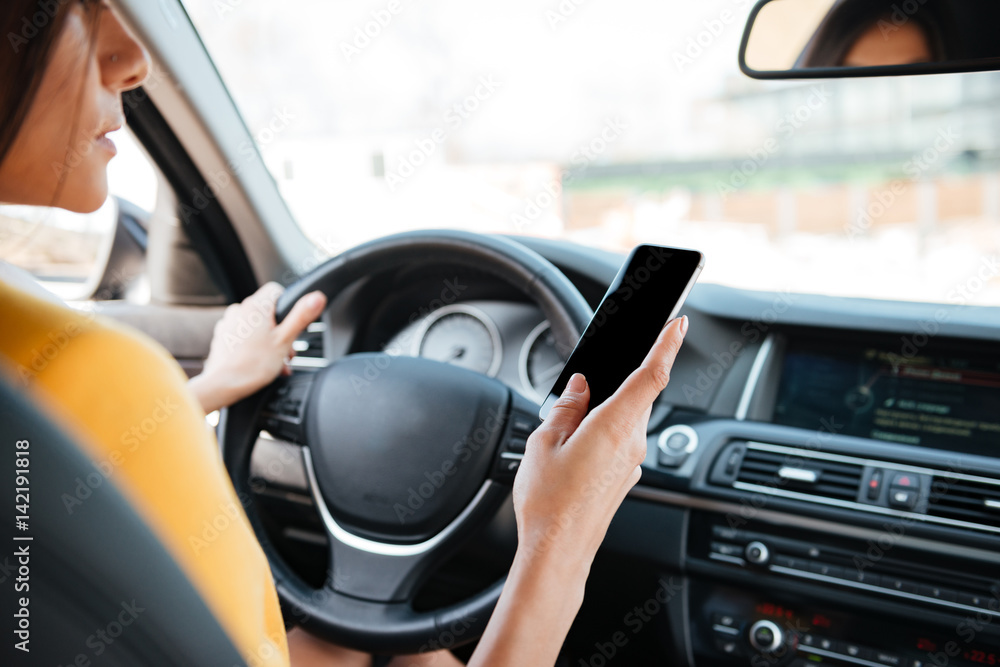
[[542, 245, 703, 416]]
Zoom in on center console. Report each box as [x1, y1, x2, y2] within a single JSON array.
[[685, 512, 1000, 666], [691, 580, 1000, 667], [653, 328, 1000, 667]]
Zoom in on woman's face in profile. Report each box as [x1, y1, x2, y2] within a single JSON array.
[[0, 3, 150, 213], [843, 20, 934, 67]]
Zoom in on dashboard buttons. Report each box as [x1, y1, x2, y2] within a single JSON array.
[[809, 562, 843, 578], [712, 612, 739, 629], [714, 638, 739, 655], [874, 650, 903, 665], [888, 488, 918, 510], [843, 643, 863, 658], [882, 577, 918, 594], [657, 425, 699, 468], [748, 620, 784, 653], [886, 471, 923, 509], [959, 592, 990, 609], [745, 541, 770, 565], [724, 447, 744, 476], [918, 585, 958, 602], [711, 541, 744, 558], [867, 469, 884, 501], [889, 472, 918, 489]]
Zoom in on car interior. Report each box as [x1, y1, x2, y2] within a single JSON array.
[[2, 0, 1000, 665]]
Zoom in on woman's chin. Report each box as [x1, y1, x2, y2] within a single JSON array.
[[58, 176, 110, 214]]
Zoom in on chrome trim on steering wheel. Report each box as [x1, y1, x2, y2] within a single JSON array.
[[302, 446, 495, 557]]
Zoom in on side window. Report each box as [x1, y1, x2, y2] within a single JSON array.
[[0, 129, 158, 302]]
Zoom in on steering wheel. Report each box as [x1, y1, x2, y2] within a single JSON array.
[[220, 230, 593, 654]]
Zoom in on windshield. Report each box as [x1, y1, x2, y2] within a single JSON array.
[[182, 0, 1000, 307]]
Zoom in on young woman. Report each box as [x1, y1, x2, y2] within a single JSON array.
[[0, 2, 689, 665]]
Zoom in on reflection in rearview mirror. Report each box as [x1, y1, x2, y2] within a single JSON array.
[[741, 0, 1000, 78]]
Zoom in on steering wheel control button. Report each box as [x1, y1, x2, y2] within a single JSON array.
[[497, 453, 523, 477], [510, 414, 539, 438], [744, 541, 770, 565], [508, 438, 527, 454], [261, 374, 315, 443], [749, 620, 783, 653]]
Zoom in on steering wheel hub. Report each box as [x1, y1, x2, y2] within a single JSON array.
[[307, 353, 509, 543]]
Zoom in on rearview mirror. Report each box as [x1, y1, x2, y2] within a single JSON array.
[[739, 0, 1000, 79]]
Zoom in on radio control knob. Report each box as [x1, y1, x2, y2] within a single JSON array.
[[745, 541, 770, 565], [749, 620, 783, 653]]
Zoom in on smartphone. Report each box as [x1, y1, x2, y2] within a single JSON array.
[[539, 244, 704, 420]]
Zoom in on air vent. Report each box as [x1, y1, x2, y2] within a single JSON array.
[[927, 475, 1000, 529], [290, 322, 328, 369], [736, 446, 864, 502]]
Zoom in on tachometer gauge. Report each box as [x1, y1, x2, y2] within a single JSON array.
[[520, 322, 566, 403], [413, 305, 502, 377]]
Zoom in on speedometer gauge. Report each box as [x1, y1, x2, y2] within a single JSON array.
[[520, 322, 566, 403], [413, 305, 502, 377]]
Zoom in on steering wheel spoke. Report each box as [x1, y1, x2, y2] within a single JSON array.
[[301, 444, 507, 603]]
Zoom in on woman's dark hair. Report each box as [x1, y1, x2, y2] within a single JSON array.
[[0, 0, 101, 167], [798, 0, 962, 68]]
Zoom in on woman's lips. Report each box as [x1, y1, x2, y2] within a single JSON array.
[[95, 131, 118, 157]]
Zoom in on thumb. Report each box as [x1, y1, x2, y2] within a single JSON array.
[[275, 291, 327, 346], [536, 373, 590, 448]]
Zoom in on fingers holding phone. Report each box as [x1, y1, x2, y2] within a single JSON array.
[[587, 314, 690, 443], [513, 315, 690, 568]]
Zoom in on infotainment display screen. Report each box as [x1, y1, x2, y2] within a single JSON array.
[[771, 338, 1000, 456]]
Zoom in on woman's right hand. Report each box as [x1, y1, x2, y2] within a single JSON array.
[[512, 315, 688, 573], [469, 316, 688, 667]]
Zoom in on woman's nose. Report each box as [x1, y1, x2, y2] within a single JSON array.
[[99, 7, 151, 92]]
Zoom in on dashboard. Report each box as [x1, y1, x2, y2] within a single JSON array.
[[506, 238, 1000, 667], [265, 235, 1000, 666]]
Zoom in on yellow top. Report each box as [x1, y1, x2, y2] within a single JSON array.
[[0, 281, 289, 667]]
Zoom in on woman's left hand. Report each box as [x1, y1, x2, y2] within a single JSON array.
[[188, 282, 327, 414]]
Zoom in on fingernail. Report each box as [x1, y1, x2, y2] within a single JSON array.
[[566, 373, 586, 394], [680, 315, 689, 336]]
